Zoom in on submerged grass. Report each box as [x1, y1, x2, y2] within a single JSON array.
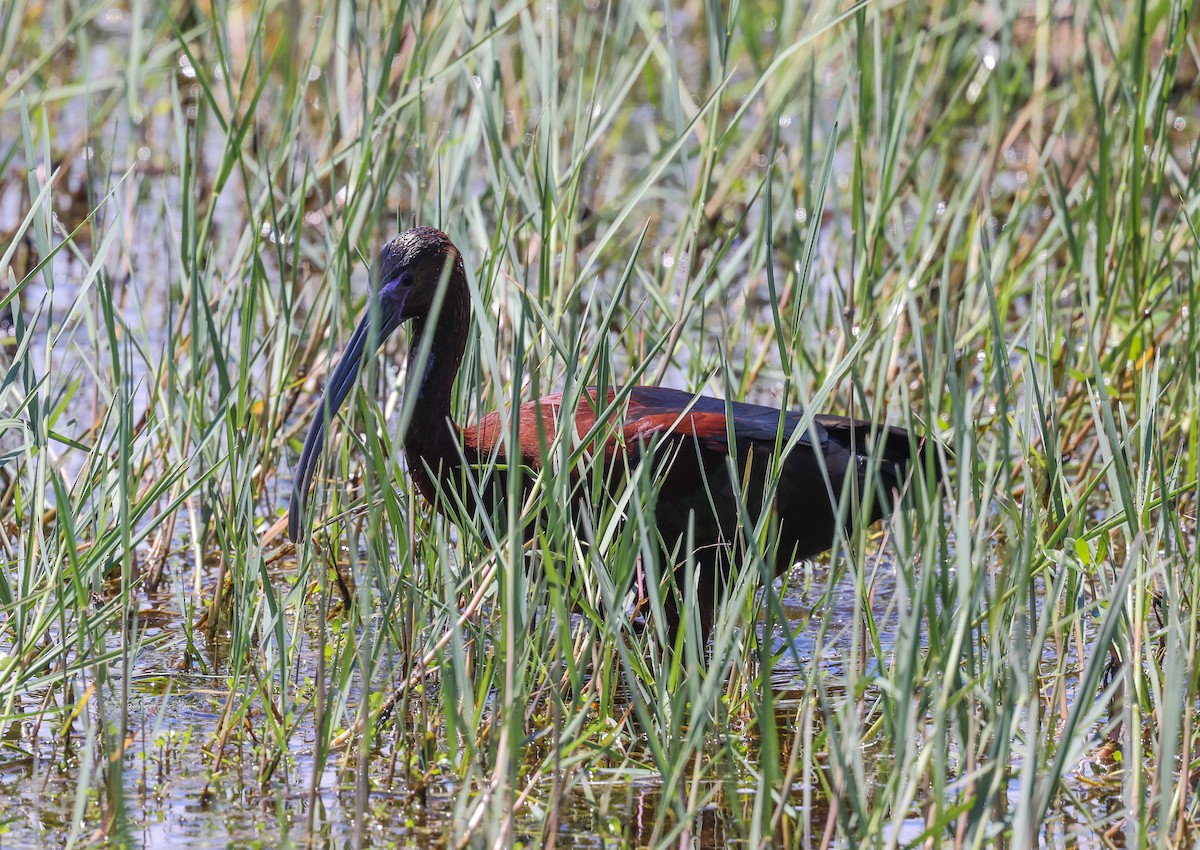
[[1, 0, 1199, 846]]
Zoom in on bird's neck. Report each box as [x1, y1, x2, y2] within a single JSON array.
[[403, 271, 471, 498]]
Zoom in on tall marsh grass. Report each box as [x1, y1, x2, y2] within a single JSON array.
[[1, 0, 1198, 846]]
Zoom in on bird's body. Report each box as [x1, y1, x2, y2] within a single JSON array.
[[449, 385, 913, 566], [290, 227, 929, 641]]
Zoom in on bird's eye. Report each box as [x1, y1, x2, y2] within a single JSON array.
[[397, 271, 414, 288]]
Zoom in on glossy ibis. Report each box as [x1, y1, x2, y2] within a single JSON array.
[[289, 227, 933, 640]]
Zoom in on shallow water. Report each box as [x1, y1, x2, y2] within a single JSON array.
[[0, 542, 1131, 849]]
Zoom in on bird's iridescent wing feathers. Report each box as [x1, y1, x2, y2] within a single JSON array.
[[618, 386, 827, 457]]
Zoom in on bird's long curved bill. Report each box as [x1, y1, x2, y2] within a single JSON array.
[[288, 308, 398, 542]]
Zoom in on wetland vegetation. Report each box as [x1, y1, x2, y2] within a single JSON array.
[[1, 0, 1199, 846]]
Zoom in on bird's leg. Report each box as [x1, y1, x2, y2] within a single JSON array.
[[656, 550, 724, 651]]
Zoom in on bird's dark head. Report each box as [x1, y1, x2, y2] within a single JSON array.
[[288, 226, 463, 542], [374, 226, 463, 323]]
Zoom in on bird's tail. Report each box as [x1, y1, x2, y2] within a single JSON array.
[[822, 418, 946, 500], [879, 425, 945, 492]]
